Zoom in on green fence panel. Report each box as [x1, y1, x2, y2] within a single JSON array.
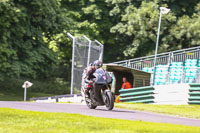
[[125, 99, 154, 103], [188, 101, 200, 104], [189, 92, 200, 95], [189, 87, 200, 91], [119, 86, 154, 94], [120, 90, 154, 97], [188, 84, 200, 105], [188, 96, 200, 100], [120, 95, 154, 101], [189, 83, 200, 87]]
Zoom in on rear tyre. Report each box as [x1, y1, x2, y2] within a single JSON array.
[[105, 91, 114, 110], [85, 97, 97, 109]]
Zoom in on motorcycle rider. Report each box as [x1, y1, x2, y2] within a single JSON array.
[[84, 60, 103, 97]]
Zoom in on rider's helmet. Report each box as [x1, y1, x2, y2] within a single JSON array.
[[93, 60, 102, 69]]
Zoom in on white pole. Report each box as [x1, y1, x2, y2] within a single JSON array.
[[83, 35, 92, 66], [24, 87, 27, 101], [22, 81, 33, 101], [67, 33, 75, 95], [95, 40, 104, 61], [71, 39, 75, 95], [101, 44, 104, 62], [153, 10, 162, 85]]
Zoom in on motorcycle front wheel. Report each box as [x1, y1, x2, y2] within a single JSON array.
[[105, 91, 114, 110], [85, 97, 97, 109]]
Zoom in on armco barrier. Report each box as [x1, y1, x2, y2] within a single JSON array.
[[119, 84, 200, 105], [188, 83, 200, 104], [119, 86, 154, 103], [30, 94, 82, 103]]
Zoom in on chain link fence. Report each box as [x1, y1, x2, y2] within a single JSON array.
[[68, 33, 103, 94]]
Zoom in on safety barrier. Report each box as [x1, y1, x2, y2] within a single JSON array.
[[30, 94, 82, 103], [153, 84, 189, 105], [188, 83, 200, 104], [119, 86, 154, 103], [119, 84, 200, 105]]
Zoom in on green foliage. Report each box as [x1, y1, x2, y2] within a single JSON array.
[[60, 0, 127, 62], [106, 0, 200, 58], [0, 77, 70, 95], [1, 0, 200, 94], [170, 3, 200, 48], [0, 0, 66, 80], [31, 78, 70, 94], [60, 0, 200, 61], [0, 91, 54, 101]]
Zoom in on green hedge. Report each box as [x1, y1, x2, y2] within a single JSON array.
[[0, 78, 70, 95]]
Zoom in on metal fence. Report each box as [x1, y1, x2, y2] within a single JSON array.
[[112, 46, 200, 85], [67, 33, 104, 94], [113, 46, 200, 69]]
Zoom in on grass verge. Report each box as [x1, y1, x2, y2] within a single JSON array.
[[0, 108, 200, 133], [115, 103, 200, 119]]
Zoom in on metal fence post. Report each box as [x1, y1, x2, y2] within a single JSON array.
[[67, 33, 75, 95], [24, 87, 27, 101], [95, 40, 104, 62], [128, 60, 131, 68], [153, 10, 162, 85], [83, 35, 92, 66]]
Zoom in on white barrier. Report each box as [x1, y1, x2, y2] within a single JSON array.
[[35, 95, 83, 103], [58, 95, 82, 103], [153, 84, 190, 105], [36, 97, 56, 103]]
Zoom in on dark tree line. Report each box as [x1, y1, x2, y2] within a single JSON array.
[[0, 0, 200, 93]]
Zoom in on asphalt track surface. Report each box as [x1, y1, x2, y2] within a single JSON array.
[[0, 101, 200, 127]]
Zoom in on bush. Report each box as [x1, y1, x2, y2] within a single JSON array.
[[0, 78, 70, 95]]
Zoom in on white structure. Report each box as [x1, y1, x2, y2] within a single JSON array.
[[35, 95, 82, 103], [67, 33, 104, 94], [153, 7, 170, 85], [22, 81, 33, 101], [153, 84, 190, 105]]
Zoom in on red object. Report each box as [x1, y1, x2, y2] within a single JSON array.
[[121, 81, 132, 89], [88, 84, 93, 88], [144, 60, 151, 64]]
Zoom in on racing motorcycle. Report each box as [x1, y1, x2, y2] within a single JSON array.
[[82, 68, 114, 110]]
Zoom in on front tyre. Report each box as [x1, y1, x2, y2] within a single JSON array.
[[105, 91, 114, 110], [85, 97, 97, 109]]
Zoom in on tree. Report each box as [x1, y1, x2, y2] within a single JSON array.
[[106, 0, 200, 59], [60, 0, 129, 62], [170, 3, 200, 49], [0, 0, 67, 80]]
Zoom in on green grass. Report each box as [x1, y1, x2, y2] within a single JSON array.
[[115, 103, 200, 119], [0, 108, 199, 133], [0, 91, 54, 101]]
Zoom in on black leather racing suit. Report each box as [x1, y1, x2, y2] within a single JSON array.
[[84, 66, 96, 90]]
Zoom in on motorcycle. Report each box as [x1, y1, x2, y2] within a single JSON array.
[[84, 68, 114, 110]]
